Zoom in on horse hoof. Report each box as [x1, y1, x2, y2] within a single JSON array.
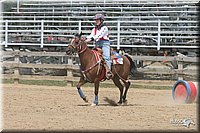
[[83, 97, 88, 103], [117, 101, 122, 106], [91, 103, 98, 106], [122, 100, 127, 106]]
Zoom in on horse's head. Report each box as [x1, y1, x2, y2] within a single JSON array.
[[67, 31, 86, 54]]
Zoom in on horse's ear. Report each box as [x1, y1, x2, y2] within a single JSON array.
[[74, 32, 78, 37], [79, 31, 83, 37]]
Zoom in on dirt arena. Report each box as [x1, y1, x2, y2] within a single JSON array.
[[2, 83, 198, 131]]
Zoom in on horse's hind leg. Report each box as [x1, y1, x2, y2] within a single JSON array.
[[76, 76, 88, 102], [122, 80, 131, 104], [112, 75, 124, 104]]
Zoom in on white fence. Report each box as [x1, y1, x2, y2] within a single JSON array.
[[1, 0, 198, 50], [0, 19, 198, 50]]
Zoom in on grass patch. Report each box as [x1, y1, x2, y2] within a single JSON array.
[[3, 79, 67, 86], [20, 80, 67, 86], [2, 79, 172, 90], [131, 84, 172, 90], [2, 79, 14, 84]]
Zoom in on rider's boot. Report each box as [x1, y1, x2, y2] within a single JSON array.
[[106, 70, 112, 80], [105, 64, 113, 80]]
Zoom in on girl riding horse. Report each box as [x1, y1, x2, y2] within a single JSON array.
[[68, 31, 136, 106], [86, 14, 112, 80]]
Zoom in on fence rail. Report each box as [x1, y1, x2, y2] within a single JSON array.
[[1, 51, 199, 86], [0, 20, 198, 50]]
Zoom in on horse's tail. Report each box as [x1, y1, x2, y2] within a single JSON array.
[[124, 53, 138, 76]]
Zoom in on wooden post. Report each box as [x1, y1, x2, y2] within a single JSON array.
[[177, 52, 186, 80], [14, 53, 20, 84], [67, 57, 73, 77], [66, 57, 73, 87], [178, 60, 184, 80]]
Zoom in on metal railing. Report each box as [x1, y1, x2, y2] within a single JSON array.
[[0, 19, 198, 50]]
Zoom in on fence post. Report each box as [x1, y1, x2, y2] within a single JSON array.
[[78, 21, 81, 33], [5, 20, 8, 47], [178, 57, 184, 80], [66, 57, 73, 87], [14, 52, 20, 84], [117, 20, 120, 50], [41, 20, 44, 48], [178, 61, 183, 80], [17, 0, 20, 12], [157, 19, 161, 51]]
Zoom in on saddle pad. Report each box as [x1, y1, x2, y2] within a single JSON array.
[[91, 50, 101, 62], [112, 51, 123, 64], [113, 58, 123, 64], [113, 51, 121, 58]]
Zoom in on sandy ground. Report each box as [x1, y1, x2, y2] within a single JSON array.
[[2, 83, 198, 131]]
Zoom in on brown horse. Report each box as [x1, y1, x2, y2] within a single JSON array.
[[68, 32, 136, 106]]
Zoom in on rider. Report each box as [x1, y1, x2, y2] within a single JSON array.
[[86, 13, 112, 80]]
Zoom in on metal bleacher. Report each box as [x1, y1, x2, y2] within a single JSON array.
[[0, 0, 199, 54]]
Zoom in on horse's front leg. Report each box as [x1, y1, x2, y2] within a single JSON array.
[[91, 80, 100, 106], [77, 76, 88, 102]]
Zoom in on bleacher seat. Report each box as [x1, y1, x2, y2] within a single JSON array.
[[1, 0, 199, 51]]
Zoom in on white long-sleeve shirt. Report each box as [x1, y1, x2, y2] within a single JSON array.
[[86, 25, 109, 41]]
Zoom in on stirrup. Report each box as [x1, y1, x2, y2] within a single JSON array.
[[106, 71, 113, 80]]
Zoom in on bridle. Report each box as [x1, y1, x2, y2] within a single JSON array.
[[68, 33, 106, 82], [68, 35, 101, 82], [69, 36, 87, 54]]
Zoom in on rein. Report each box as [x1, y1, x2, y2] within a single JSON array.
[[80, 50, 101, 82], [77, 41, 87, 54], [81, 60, 101, 82], [72, 38, 101, 82]]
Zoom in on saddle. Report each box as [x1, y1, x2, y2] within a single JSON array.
[[93, 47, 123, 65], [92, 47, 123, 81]]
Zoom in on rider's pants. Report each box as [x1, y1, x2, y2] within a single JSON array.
[[96, 40, 111, 70]]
